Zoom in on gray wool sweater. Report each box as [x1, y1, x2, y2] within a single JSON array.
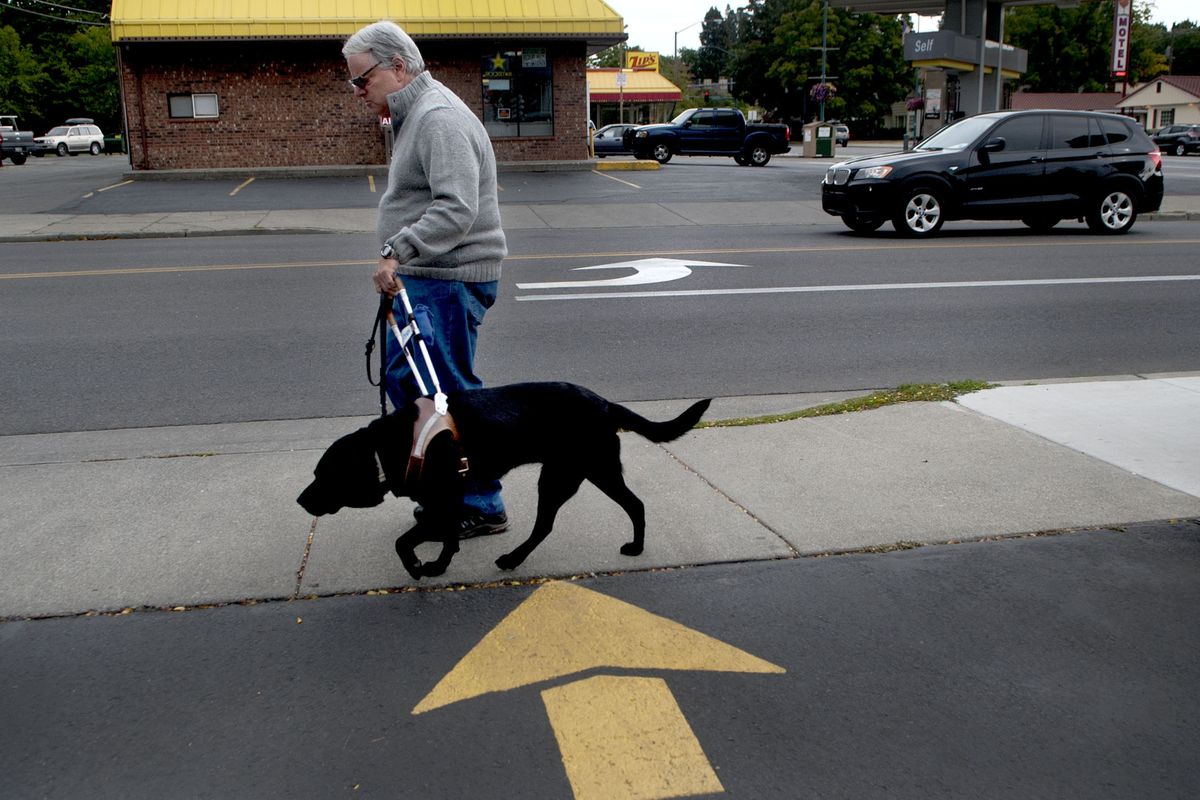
[[379, 71, 506, 282]]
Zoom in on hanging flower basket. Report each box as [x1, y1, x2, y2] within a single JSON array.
[[906, 96, 925, 111], [809, 82, 837, 102]]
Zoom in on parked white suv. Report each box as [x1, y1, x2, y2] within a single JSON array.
[[35, 120, 105, 156]]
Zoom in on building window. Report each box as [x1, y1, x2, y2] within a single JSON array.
[[168, 93, 219, 119], [1160, 109, 1175, 126], [482, 49, 552, 138]]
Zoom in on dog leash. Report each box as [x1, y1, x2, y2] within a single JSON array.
[[365, 293, 390, 418]]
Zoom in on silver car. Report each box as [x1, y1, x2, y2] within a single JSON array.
[[35, 122, 105, 156]]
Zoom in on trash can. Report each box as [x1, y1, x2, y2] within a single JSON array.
[[802, 121, 835, 158]]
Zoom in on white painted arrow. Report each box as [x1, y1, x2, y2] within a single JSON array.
[[515, 257, 746, 290]]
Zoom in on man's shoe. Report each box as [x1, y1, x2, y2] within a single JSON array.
[[457, 511, 509, 540]]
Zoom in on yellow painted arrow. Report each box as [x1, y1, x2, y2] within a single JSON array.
[[413, 581, 784, 715], [413, 581, 784, 799]]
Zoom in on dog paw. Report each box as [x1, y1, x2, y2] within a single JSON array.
[[395, 541, 425, 580], [495, 552, 522, 571], [421, 561, 448, 577], [620, 542, 643, 557]]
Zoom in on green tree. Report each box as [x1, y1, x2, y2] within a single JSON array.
[[0, 0, 118, 133], [1005, 0, 1169, 91], [61, 26, 119, 125], [0, 25, 45, 121], [1164, 21, 1200, 74], [693, 7, 733, 81], [726, 0, 907, 128]]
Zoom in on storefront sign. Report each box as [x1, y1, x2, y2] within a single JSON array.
[[625, 51, 660, 72], [1111, 0, 1131, 77], [925, 88, 942, 119], [523, 48, 547, 69], [484, 52, 511, 78]]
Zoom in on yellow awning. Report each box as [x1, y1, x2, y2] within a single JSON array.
[[111, 0, 625, 43], [587, 68, 681, 102]]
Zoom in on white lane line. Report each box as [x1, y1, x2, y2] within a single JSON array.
[[515, 274, 1200, 301], [592, 170, 641, 188]]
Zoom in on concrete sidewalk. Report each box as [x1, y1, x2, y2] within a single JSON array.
[[2, 197, 1198, 242], [2, 375, 1198, 620]]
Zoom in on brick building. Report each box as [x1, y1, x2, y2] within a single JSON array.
[[109, 0, 626, 171]]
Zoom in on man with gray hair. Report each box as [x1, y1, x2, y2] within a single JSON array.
[[344, 20, 509, 539]]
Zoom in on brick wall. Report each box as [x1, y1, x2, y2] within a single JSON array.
[[118, 40, 590, 170]]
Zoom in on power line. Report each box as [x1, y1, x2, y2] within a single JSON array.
[[0, 3, 108, 25], [20, 0, 107, 15]]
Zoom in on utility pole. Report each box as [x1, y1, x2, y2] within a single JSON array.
[[820, 0, 829, 121], [809, 0, 837, 122]]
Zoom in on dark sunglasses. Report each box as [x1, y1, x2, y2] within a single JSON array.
[[348, 61, 385, 89]]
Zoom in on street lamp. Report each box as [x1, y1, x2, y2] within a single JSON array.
[[674, 20, 702, 59]]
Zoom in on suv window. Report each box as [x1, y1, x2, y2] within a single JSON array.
[[1048, 115, 1095, 149], [991, 115, 1044, 151], [1098, 117, 1131, 145], [714, 110, 741, 127], [690, 111, 715, 128]]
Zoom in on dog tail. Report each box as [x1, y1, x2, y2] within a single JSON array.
[[609, 398, 712, 443]]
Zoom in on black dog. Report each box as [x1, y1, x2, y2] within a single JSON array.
[[297, 382, 711, 579]]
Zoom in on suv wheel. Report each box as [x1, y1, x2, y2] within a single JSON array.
[[842, 215, 884, 233], [747, 146, 771, 167], [56, 143, 68, 157], [733, 154, 749, 166], [651, 143, 673, 164], [893, 186, 945, 237], [1175, 143, 1186, 156], [90, 141, 102, 155], [1085, 188, 1137, 234]]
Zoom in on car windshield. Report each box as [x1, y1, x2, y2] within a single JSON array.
[[45, 126, 69, 136], [670, 110, 695, 125], [914, 116, 997, 151]]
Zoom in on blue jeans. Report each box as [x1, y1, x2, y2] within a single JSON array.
[[384, 277, 504, 517]]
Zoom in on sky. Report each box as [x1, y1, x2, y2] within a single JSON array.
[[617, 0, 1197, 58]]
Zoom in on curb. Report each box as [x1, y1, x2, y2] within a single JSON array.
[[594, 160, 661, 171], [121, 161, 602, 181], [3, 213, 1197, 244]]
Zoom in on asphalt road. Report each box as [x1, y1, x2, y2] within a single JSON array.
[[3, 147, 1200, 216], [3, 521, 1197, 799], [2, 223, 1199, 434]]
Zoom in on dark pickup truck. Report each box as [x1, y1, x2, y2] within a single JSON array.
[[1, 115, 36, 165], [624, 108, 791, 166]]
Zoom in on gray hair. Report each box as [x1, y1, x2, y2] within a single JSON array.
[[342, 21, 426, 75]]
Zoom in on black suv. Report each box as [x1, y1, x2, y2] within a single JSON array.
[[821, 110, 1164, 237], [1152, 123, 1200, 156]]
